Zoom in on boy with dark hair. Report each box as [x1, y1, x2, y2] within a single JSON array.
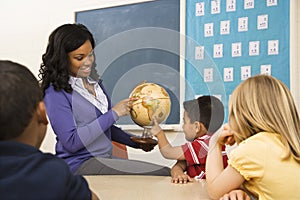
[[0, 60, 99, 200], [150, 95, 228, 183]]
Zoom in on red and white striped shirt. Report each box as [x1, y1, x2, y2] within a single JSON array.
[[181, 134, 228, 179]]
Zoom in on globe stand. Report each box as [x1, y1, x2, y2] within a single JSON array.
[[130, 126, 158, 145]]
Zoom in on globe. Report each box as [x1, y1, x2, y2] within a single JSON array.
[[129, 82, 171, 127]]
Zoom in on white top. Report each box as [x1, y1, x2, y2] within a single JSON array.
[[69, 76, 108, 113]]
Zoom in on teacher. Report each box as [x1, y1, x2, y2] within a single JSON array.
[[39, 23, 170, 176]]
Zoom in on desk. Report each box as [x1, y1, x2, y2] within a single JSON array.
[[84, 175, 211, 200], [127, 131, 186, 168]]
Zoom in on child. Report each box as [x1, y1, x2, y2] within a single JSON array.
[[150, 95, 228, 183], [0, 60, 99, 200], [206, 75, 300, 200]]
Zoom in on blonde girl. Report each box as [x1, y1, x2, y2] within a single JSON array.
[[206, 75, 300, 200]]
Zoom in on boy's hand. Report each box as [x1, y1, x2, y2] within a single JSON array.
[[150, 117, 162, 136], [171, 173, 194, 184]]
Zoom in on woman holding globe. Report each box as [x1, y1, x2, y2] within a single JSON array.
[[39, 23, 170, 176]]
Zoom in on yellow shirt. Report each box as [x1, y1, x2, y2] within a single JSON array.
[[228, 132, 300, 200]]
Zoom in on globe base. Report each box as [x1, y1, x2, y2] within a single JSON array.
[[130, 126, 158, 145], [130, 136, 158, 145]]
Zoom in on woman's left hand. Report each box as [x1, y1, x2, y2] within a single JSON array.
[[139, 143, 156, 152]]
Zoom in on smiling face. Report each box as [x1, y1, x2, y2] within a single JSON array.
[[68, 40, 94, 78]]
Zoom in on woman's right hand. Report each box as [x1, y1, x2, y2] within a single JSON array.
[[112, 98, 134, 117]]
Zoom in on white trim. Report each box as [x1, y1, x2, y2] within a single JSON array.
[[198, 140, 209, 151], [290, 0, 300, 111], [179, 0, 186, 127], [187, 142, 200, 164], [73, 0, 155, 14]]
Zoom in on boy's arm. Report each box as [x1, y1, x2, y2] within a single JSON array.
[[171, 160, 193, 184], [154, 130, 185, 160], [150, 119, 185, 160]]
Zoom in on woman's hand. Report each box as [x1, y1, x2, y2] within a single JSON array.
[[112, 98, 135, 117], [139, 143, 156, 152]]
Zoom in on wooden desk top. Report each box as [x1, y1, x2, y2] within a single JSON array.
[[84, 175, 211, 200]]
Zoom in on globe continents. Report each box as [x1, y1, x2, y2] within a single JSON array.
[[129, 82, 171, 127]]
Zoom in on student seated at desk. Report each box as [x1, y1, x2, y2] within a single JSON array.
[[206, 75, 300, 200], [150, 96, 228, 184], [0, 60, 99, 200]]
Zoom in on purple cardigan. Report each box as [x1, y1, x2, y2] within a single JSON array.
[[44, 82, 139, 173]]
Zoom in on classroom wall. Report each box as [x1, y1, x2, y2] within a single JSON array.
[[0, 0, 298, 103], [0, 0, 158, 155], [0, 0, 152, 77], [0, 0, 299, 165]]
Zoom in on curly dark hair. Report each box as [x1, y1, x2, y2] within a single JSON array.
[[39, 23, 100, 94]]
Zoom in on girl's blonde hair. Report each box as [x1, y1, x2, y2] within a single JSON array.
[[229, 75, 300, 163]]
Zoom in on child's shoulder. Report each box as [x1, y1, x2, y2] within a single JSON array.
[[191, 134, 211, 147], [194, 134, 211, 142]]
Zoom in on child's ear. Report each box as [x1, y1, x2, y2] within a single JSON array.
[[194, 121, 207, 133], [36, 102, 48, 125], [194, 121, 201, 132]]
